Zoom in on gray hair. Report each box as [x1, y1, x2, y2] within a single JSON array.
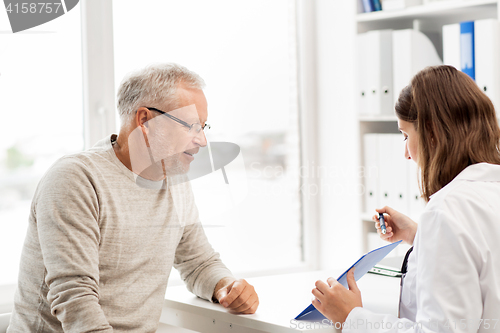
[[117, 63, 206, 125]]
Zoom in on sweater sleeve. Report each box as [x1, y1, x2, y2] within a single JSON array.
[[170, 180, 234, 302], [35, 157, 112, 332], [174, 223, 234, 302]]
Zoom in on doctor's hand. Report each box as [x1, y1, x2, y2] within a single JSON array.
[[213, 277, 259, 314], [312, 268, 362, 324], [373, 206, 418, 245]]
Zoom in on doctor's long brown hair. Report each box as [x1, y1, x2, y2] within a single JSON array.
[[395, 65, 500, 202]]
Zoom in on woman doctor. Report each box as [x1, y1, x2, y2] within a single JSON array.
[[311, 65, 500, 332]]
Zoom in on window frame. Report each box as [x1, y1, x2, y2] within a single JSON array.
[[81, 0, 117, 149]]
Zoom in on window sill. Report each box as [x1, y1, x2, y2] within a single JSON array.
[[0, 284, 15, 314]]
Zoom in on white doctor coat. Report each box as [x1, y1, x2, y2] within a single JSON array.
[[343, 163, 500, 333]]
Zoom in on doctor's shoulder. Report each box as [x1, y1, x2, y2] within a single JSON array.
[[421, 180, 495, 238]]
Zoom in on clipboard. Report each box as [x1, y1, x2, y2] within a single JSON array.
[[294, 240, 402, 321], [369, 255, 404, 278]]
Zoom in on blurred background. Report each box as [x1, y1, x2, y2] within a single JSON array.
[[0, 0, 303, 286], [0, 0, 361, 312]]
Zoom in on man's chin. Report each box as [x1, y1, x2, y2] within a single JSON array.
[[163, 159, 191, 177], [167, 166, 190, 176]]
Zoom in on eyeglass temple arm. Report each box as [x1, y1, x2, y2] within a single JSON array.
[[146, 107, 192, 128]]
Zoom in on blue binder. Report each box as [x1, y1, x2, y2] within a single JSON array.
[[372, 0, 382, 11], [460, 21, 475, 81], [362, 0, 375, 12], [294, 240, 402, 321]]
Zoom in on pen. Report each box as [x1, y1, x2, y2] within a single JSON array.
[[379, 213, 386, 235]]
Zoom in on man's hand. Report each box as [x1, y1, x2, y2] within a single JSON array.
[[213, 278, 259, 314], [311, 268, 362, 324]]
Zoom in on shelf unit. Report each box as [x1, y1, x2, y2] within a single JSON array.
[[358, 0, 497, 32], [357, 0, 500, 253], [358, 0, 497, 23]]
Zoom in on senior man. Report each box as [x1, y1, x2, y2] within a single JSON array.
[[8, 63, 259, 332]]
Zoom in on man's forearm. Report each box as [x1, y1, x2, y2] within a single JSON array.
[[175, 223, 234, 301]]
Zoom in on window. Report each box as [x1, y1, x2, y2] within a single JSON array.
[[112, 0, 303, 275], [0, 6, 83, 285]]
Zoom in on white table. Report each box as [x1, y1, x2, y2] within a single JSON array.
[[160, 270, 401, 333]]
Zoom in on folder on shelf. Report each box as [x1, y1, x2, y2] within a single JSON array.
[[442, 23, 461, 70], [295, 241, 402, 321], [382, 0, 422, 11], [460, 21, 475, 80], [364, 134, 413, 215], [366, 30, 393, 115], [357, 0, 366, 13], [357, 33, 370, 115], [389, 135, 409, 215], [361, 0, 374, 12], [408, 160, 426, 221], [376, 134, 410, 214], [363, 134, 380, 212], [475, 19, 500, 111], [392, 29, 442, 105], [377, 134, 397, 209], [372, 0, 382, 11]]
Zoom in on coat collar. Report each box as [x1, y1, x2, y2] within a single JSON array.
[[455, 162, 500, 182], [429, 163, 500, 200]]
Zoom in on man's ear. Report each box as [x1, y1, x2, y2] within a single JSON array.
[[136, 107, 152, 134], [140, 123, 149, 139]]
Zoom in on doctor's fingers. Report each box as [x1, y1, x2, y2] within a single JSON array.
[[376, 222, 393, 239], [375, 221, 393, 233], [314, 280, 331, 294], [317, 279, 347, 296], [373, 213, 394, 226], [312, 287, 325, 301], [376, 206, 398, 216], [326, 277, 338, 287]]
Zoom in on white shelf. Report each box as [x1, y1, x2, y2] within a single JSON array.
[[356, 0, 498, 252], [361, 213, 376, 222], [357, 0, 497, 23]]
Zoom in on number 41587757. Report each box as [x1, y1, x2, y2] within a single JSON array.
[[6, 3, 63, 14]]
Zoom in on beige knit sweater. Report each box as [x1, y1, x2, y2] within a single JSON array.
[[8, 135, 232, 332]]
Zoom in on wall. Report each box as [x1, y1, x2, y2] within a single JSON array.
[[314, 0, 363, 269]]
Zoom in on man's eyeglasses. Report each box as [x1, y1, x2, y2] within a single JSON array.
[[145, 107, 210, 135]]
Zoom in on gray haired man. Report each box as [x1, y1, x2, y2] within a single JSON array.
[[8, 63, 259, 332]]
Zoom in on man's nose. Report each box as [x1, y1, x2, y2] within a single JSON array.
[[193, 130, 207, 147]]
